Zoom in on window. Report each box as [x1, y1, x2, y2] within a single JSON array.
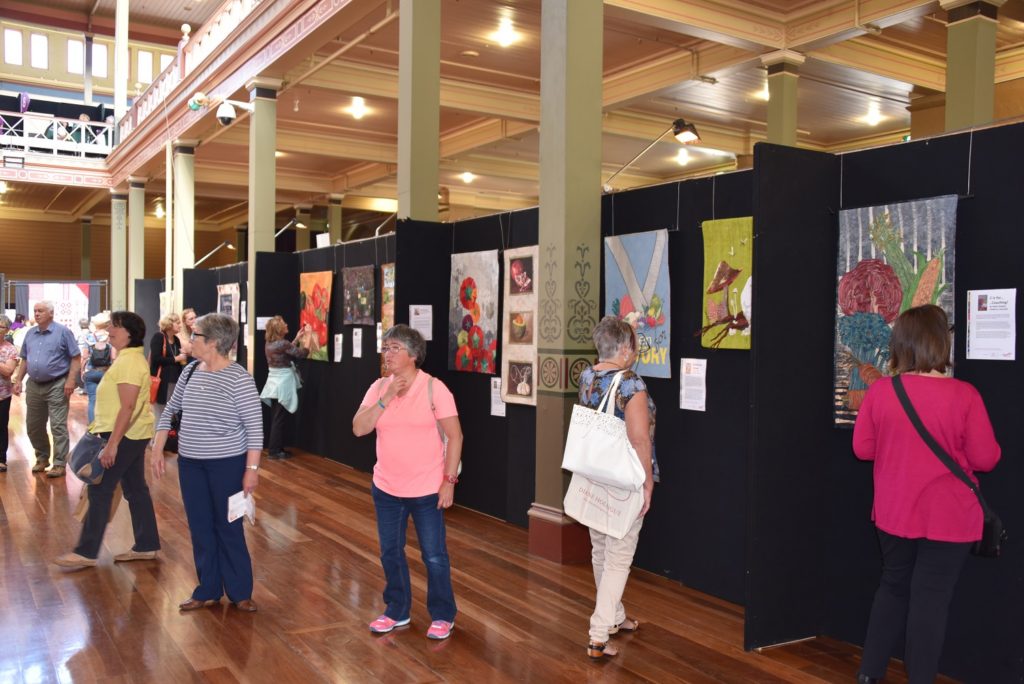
[[67, 38, 83, 74], [4, 29, 22, 66], [30, 33, 47, 69], [136, 49, 152, 83], [92, 42, 107, 77], [159, 53, 172, 73]]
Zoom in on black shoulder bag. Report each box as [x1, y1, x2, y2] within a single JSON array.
[[892, 375, 1006, 558], [167, 361, 200, 447]]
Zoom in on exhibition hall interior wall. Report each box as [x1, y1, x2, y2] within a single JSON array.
[[170, 121, 1023, 683]]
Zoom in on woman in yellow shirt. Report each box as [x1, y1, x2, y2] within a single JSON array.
[[56, 311, 161, 568]]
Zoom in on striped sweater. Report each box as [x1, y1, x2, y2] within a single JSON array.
[[157, 362, 263, 459]]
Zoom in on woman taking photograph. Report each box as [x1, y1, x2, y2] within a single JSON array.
[[854, 304, 1001, 684], [152, 313, 263, 612], [577, 316, 656, 659], [149, 313, 185, 427], [55, 311, 160, 568], [0, 315, 18, 473], [260, 315, 310, 460], [352, 324, 463, 640]]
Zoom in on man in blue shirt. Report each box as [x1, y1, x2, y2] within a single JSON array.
[[10, 301, 81, 478]]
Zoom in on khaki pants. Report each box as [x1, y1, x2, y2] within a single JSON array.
[[25, 376, 70, 468], [589, 515, 644, 643]]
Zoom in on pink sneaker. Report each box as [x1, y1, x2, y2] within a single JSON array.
[[426, 620, 454, 640], [368, 615, 410, 634]]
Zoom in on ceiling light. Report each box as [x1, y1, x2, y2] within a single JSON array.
[[345, 96, 369, 120], [155, 203, 165, 219], [672, 119, 701, 144], [460, 50, 480, 58], [460, 171, 476, 184], [0, 180, 7, 194], [675, 149, 690, 166], [275, 150, 284, 158], [490, 16, 520, 48], [860, 101, 884, 126], [293, 97, 300, 113]]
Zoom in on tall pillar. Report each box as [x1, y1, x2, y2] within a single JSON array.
[[294, 203, 312, 251], [328, 194, 343, 244], [941, 0, 1006, 131], [164, 141, 173, 297], [80, 216, 92, 279], [761, 50, 804, 147], [127, 176, 146, 309], [110, 192, 128, 311], [246, 77, 282, 371], [397, 0, 440, 220], [530, 0, 603, 563], [172, 140, 197, 313], [113, 0, 129, 122], [84, 34, 94, 106]]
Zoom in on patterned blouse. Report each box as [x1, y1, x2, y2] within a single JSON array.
[[265, 339, 309, 368], [577, 367, 660, 482], [0, 341, 18, 401]]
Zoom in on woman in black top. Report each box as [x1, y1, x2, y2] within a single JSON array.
[[150, 313, 185, 428]]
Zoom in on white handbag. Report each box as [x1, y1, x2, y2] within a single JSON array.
[[563, 472, 644, 539], [561, 371, 646, 491]]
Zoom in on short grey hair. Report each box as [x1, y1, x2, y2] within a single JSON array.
[[35, 300, 55, 314], [382, 324, 426, 368], [0, 315, 10, 328], [194, 313, 238, 357], [592, 315, 635, 361]]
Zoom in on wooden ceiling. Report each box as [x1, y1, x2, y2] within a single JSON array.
[[4, 0, 1024, 232]]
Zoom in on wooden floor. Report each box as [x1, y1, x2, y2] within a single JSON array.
[[0, 394, 940, 684]]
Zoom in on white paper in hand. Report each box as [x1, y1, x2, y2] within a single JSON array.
[[227, 490, 256, 525]]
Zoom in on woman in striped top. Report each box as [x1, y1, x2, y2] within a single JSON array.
[[152, 313, 264, 613]]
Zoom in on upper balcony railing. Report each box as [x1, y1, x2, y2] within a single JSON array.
[[0, 110, 113, 158], [118, 0, 264, 142]]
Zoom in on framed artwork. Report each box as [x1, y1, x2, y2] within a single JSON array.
[[299, 271, 332, 362], [449, 249, 499, 374], [343, 265, 375, 325], [699, 217, 752, 350], [380, 263, 396, 332], [833, 195, 957, 425], [217, 283, 240, 321], [502, 245, 539, 404], [604, 229, 671, 378]]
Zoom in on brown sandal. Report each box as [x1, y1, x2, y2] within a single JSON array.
[[587, 641, 618, 659], [609, 617, 640, 635]]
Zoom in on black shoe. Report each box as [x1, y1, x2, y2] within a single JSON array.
[[268, 450, 292, 460], [856, 673, 879, 684]]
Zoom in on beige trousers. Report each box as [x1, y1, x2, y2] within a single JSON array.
[[589, 515, 644, 643]]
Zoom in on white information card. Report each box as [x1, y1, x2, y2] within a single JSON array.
[[352, 328, 363, 358], [410, 305, 433, 341], [490, 377, 506, 417], [966, 289, 1016, 361], [679, 358, 708, 411]]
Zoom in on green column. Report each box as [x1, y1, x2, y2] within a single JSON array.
[[761, 50, 804, 147], [530, 0, 603, 562], [127, 176, 146, 309], [941, 0, 1006, 131], [397, 0, 440, 220], [80, 216, 92, 279], [172, 140, 196, 313], [110, 193, 128, 310]]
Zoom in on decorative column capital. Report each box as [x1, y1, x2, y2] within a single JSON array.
[[760, 49, 805, 74], [329, 193, 345, 204], [81, 215, 93, 223], [246, 76, 283, 99], [940, 0, 1005, 22], [172, 138, 198, 153], [128, 175, 147, 188]]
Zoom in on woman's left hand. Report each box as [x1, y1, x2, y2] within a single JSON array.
[[243, 469, 259, 495], [437, 481, 455, 509], [99, 443, 117, 469]]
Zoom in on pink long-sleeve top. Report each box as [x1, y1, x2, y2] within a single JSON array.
[[853, 375, 1001, 543]]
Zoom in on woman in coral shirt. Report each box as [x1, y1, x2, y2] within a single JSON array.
[[352, 324, 463, 641], [853, 305, 1000, 684]]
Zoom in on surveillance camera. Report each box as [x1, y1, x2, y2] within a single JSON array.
[[188, 92, 208, 111], [216, 101, 236, 126]]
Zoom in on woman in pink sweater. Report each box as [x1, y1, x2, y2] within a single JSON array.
[[853, 304, 1000, 684]]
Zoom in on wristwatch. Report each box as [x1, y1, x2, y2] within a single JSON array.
[[245, 464, 259, 471], [444, 474, 458, 484]]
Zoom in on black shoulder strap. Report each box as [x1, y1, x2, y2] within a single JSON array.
[[180, 360, 200, 387], [891, 375, 990, 513]]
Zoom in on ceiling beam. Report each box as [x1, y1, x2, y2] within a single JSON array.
[[786, 1, 937, 51], [808, 37, 946, 91], [603, 0, 786, 51]]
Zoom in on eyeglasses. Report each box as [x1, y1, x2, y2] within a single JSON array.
[[382, 344, 406, 355], [190, 332, 207, 341]]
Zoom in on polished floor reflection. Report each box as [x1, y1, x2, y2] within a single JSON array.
[[0, 394, 939, 683]]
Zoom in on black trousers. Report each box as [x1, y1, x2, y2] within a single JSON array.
[[0, 396, 9, 463], [860, 528, 971, 684], [74, 437, 161, 559], [268, 399, 289, 453]]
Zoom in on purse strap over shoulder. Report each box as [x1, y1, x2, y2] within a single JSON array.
[[596, 371, 625, 415]]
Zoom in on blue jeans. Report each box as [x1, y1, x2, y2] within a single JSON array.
[[84, 369, 106, 424], [371, 484, 457, 623]]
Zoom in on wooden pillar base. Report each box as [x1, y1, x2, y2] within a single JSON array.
[[527, 503, 591, 564]]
